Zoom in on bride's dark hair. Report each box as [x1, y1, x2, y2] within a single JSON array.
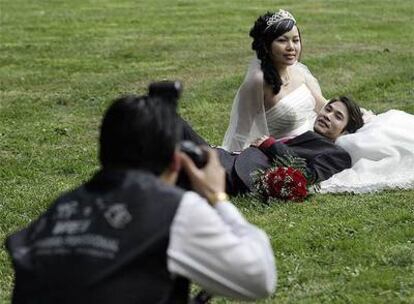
[[249, 12, 300, 95]]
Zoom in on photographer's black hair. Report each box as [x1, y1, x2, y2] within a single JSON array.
[[327, 96, 364, 133], [99, 95, 180, 175], [250, 12, 301, 95]]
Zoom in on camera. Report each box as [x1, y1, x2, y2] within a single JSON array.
[[180, 141, 208, 168], [148, 80, 182, 107], [148, 81, 208, 169]]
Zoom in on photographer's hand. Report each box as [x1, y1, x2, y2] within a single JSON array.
[[179, 148, 227, 206]]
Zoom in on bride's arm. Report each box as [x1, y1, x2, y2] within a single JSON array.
[[222, 68, 265, 151], [305, 72, 327, 113], [295, 62, 327, 113]]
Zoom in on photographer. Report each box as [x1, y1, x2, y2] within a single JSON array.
[[6, 90, 276, 303]]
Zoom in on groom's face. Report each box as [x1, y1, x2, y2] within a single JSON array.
[[314, 101, 349, 140]]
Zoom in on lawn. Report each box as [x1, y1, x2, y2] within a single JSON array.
[[1, 0, 413, 303]]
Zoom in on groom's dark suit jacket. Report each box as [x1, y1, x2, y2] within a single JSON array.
[[178, 116, 351, 195], [216, 131, 352, 195]]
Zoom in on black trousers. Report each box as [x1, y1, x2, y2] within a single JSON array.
[[177, 116, 248, 196]]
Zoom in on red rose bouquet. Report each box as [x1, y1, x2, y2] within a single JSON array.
[[253, 155, 315, 202]]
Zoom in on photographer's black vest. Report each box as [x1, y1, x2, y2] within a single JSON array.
[[6, 169, 189, 304]]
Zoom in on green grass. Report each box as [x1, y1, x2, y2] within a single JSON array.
[[1, 0, 414, 303]]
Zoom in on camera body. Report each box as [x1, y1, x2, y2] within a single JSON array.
[[148, 80, 182, 107], [148, 81, 207, 168], [180, 141, 208, 168]]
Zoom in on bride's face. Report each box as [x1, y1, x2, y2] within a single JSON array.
[[270, 26, 301, 67], [314, 101, 350, 140]]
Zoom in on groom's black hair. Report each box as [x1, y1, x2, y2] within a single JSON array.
[[99, 95, 180, 175], [328, 96, 364, 134]]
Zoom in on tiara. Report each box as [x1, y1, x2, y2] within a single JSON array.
[[265, 9, 296, 30]]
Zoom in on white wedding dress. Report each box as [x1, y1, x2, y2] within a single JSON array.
[[265, 84, 316, 140], [222, 58, 320, 151], [319, 110, 414, 193]]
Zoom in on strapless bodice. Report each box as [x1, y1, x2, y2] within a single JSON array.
[[265, 84, 316, 139]]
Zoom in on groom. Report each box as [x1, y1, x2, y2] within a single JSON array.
[[181, 96, 364, 195]]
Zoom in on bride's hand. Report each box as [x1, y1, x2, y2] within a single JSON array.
[[251, 135, 269, 147], [360, 107, 376, 124]]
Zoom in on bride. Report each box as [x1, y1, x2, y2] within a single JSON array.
[[222, 10, 414, 193], [222, 9, 326, 152]]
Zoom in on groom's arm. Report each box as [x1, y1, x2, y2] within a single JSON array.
[[258, 137, 351, 182], [257, 137, 318, 181], [307, 148, 352, 182], [258, 137, 297, 158]]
